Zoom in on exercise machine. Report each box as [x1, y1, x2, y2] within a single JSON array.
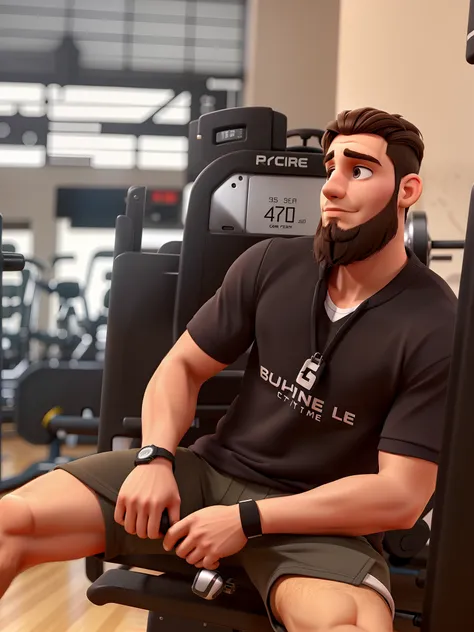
[[0, 360, 103, 493], [77, 106, 431, 630], [0, 216, 26, 482], [414, 10, 474, 629], [404, 211, 465, 266]]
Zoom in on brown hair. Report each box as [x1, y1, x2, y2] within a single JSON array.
[[321, 107, 424, 177]]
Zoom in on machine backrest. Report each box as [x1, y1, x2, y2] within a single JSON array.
[[174, 107, 326, 341], [97, 252, 178, 451], [160, 241, 182, 255], [98, 107, 326, 451]]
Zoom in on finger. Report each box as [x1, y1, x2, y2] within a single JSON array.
[[168, 500, 181, 527], [186, 548, 204, 566], [202, 556, 220, 571], [175, 537, 197, 560], [147, 508, 162, 540], [194, 560, 204, 569], [163, 517, 189, 551], [124, 504, 138, 535], [114, 497, 126, 525], [135, 507, 149, 539]]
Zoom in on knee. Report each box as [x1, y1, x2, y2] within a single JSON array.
[[271, 576, 359, 632], [0, 494, 35, 538]]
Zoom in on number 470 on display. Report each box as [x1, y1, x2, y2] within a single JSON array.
[[264, 204, 306, 224]]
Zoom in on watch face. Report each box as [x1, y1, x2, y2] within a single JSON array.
[[139, 446, 154, 460]]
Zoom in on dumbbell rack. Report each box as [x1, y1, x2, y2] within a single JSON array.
[[0, 215, 25, 484]]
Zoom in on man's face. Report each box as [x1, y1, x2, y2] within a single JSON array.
[[320, 133, 395, 229], [313, 132, 402, 267]]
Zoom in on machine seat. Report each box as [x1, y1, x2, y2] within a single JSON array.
[[88, 554, 272, 632]]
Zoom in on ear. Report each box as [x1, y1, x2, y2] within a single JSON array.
[[398, 173, 423, 209]]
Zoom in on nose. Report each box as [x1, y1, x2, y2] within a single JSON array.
[[321, 170, 347, 202]]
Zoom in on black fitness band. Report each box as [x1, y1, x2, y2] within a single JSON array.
[[239, 499, 263, 539]]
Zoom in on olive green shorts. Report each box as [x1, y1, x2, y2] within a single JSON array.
[[56, 447, 394, 631]]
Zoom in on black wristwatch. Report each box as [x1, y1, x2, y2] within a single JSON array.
[[134, 445, 175, 471]]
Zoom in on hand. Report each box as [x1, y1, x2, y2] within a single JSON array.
[[163, 505, 248, 570], [114, 459, 181, 539]]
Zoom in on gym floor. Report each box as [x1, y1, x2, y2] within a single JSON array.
[[0, 428, 417, 631]]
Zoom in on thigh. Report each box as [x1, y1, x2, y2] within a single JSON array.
[[54, 447, 207, 560], [2, 469, 106, 566], [271, 575, 393, 632], [239, 533, 394, 632]]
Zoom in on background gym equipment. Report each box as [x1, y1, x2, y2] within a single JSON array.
[[0, 215, 26, 483], [1, 249, 42, 372], [405, 210, 465, 266], [286, 128, 324, 153], [81, 106, 430, 631], [0, 361, 102, 493], [31, 253, 111, 363], [0, 247, 110, 493]]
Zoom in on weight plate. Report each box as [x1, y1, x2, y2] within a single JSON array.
[[405, 211, 429, 265]]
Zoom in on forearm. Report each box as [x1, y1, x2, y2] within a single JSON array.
[[257, 473, 417, 537], [141, 357, 201, 452]]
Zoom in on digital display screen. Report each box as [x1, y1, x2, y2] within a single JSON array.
[[150, 190, 179, 205], [57, 187, 182, 228], [215, 127, 246, 144], [245, 175, 325, 236]]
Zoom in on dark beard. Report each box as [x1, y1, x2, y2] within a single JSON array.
[[313, 188, 399, 267]]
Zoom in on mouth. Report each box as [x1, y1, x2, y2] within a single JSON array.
[[323, 207, 352, 214]]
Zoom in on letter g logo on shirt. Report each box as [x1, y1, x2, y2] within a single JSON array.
[[296, 359, 320, 391]]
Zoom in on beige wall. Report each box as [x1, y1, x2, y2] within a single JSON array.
[[337, 0, 472, 293], [244, 0, 340, 133]]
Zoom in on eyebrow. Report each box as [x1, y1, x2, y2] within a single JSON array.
[[323, 150, 334, 164], [323, 148, 382, 167]]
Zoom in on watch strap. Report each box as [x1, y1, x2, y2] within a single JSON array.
[[135, 445, 175, 471], [239, 499, 262, 539]]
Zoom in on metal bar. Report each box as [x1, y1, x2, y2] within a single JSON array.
[[421, 185, 474, 630], [123, 0, 135, 71], [140, 92, 185, 127], [47, 416, 100, 435], [431, 240, 465, 249], [100, 122, 188, 136], [0, 100, 189, 109], [0, 4, 245, 27], [0, 69, 242, 89], [184, 0, 198, 74], [0, 29, 243, 50], [65, 0, 74, 34]]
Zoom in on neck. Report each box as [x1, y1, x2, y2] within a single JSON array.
[[328, 229, 407, 308]]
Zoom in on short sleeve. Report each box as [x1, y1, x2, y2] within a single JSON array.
[[186, 239, 273, 364], [378, 354, 452, 463]]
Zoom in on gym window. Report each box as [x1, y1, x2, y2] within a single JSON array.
[[0, 0, 246, 169]]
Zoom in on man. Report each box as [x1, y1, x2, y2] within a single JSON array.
[[0, 107, 456, 632]]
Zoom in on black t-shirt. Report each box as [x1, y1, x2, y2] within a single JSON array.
[[187, 236, 457, 496]]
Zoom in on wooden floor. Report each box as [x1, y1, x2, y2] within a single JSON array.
[[1, 561, 149, 632], [0, 426, 149, 631]]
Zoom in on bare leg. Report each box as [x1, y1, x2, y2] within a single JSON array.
[[0, 470, 106, 598], [270, 576, 393, 632]]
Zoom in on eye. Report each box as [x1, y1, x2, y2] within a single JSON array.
[[353, 166, 373, 180], [326, 168, 335, 180]]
